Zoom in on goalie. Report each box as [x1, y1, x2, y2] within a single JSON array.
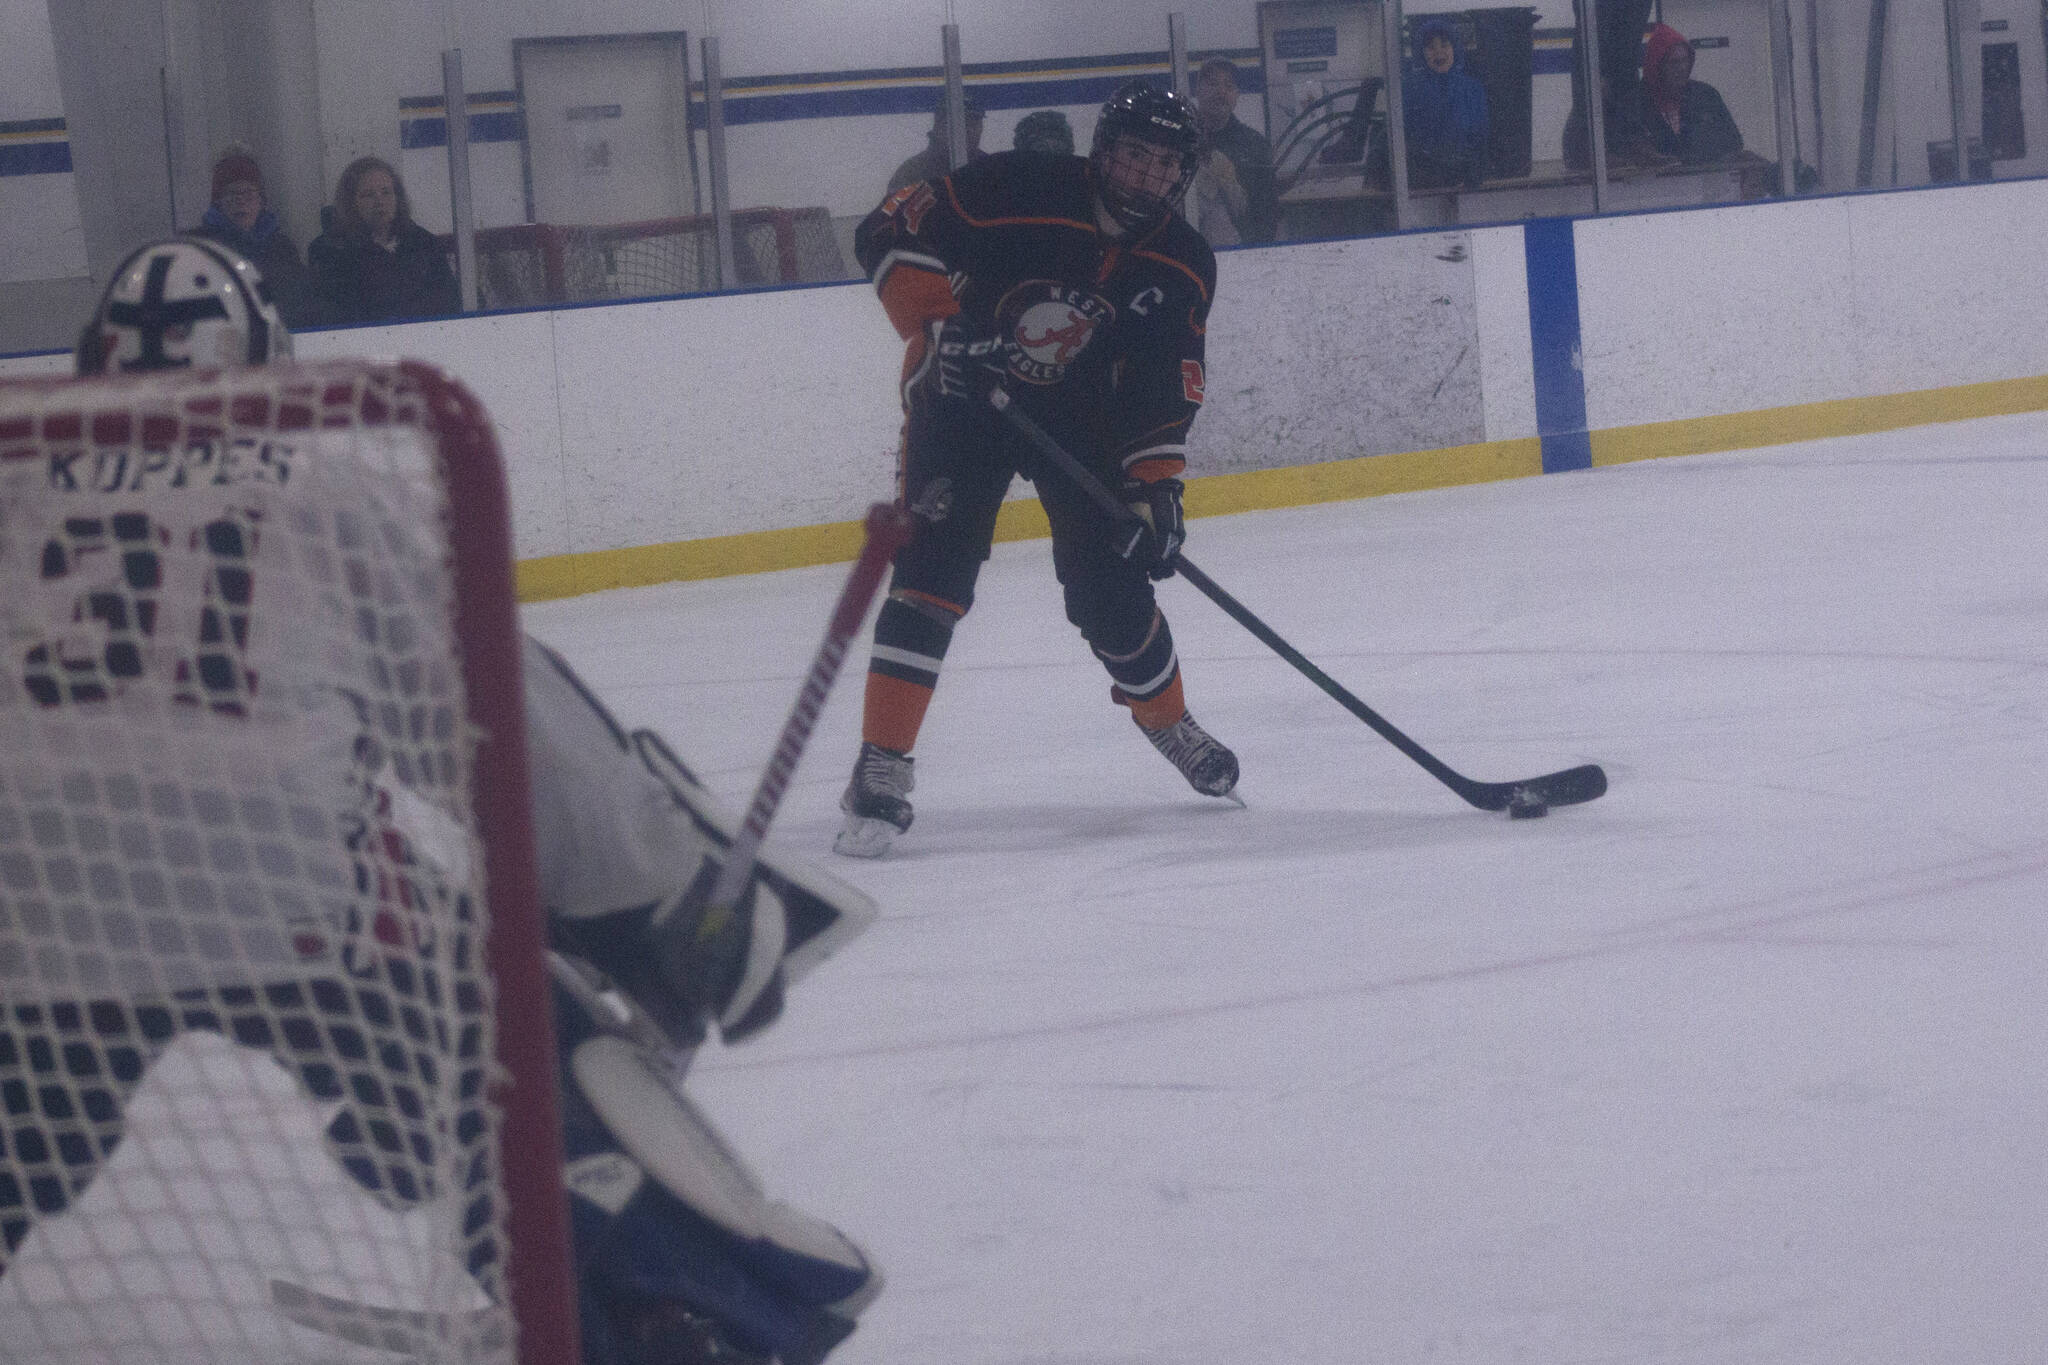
[[2, 237, 881, 1365]]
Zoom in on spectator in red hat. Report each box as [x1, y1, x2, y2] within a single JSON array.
[[1635, 24, 1744, 164], [188, 145, 315, 326]]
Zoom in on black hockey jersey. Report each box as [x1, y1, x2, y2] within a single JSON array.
[[855, 150, 1215, 484]]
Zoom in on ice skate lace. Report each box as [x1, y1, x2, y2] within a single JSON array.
[[1142, 714, 1231, 782], [855, 743, 914, 799]]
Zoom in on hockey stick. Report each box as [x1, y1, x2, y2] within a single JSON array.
[[705, 500, 913, 911], [990, 391, 1607, 814]]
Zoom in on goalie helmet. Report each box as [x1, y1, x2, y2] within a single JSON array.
[[1089, 80, 1202, 232], [76, 236, 292, 376]]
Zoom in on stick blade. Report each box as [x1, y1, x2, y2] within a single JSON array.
[[1466, 763, 1608, 812]]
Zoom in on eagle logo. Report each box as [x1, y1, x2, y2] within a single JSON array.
[[995, 282, 1116, 385]]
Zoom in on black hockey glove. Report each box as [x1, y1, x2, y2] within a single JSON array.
[[1116, 477, 1186, 579], [916, 313, 1011, 409]]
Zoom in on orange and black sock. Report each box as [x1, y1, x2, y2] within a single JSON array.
[[861, 589, 964, 754], [1098, 611, 1185, 730]]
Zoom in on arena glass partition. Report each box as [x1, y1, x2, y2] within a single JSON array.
[[0, 7, 2033, 341]]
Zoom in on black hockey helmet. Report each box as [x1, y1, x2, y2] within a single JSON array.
[[1090, 80, 1202, 231]]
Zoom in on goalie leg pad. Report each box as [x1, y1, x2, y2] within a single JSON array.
[[563, 1034, 881, 1363]]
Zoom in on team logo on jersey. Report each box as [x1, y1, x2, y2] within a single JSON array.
[[995, 282, 1115, 386]]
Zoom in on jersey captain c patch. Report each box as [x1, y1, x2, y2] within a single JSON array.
[[995, 282, 1115, 386]]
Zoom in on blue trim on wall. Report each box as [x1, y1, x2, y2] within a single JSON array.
[[1523, 216, 1591, 474], [400, 110, 527, 150], [398, 49, 1270, 148], [718, 71, 1194, 126], [0, 142, 73, 177]]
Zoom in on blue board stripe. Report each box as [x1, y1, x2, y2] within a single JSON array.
[[1523, 216, 1592, 474]]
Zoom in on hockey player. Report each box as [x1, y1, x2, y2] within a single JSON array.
[[836, 80, 1240, 858], [8, 236, 881, 1365]]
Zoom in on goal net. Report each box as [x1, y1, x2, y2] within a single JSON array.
[[469, 207, 851, 308], [0, 361, 578, 1363]]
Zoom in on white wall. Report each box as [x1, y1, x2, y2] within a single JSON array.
[[7, 149, 2045, 575], [1575, 178, 2048, 429], [173, 175, 2035, 565]]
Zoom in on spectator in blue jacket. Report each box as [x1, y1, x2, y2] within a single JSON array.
[[1403, 18, 1490, 188]]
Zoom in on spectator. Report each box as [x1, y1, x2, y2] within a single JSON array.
[[1402, 18, 1490, 188], [1012, 109, 1074, 156], [1191, 58, 1278, 243], [1562, 0, 1657, 170], [307, 156, 460, 324], [1187, 141, 1248, 246], [188, 146, 315, 326], [887, 91, 986, 192], [1635, 24, 1744, 164]]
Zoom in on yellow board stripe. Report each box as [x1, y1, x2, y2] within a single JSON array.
[[1590, 374, 2048, 466], [515, 375, 2048, 603]]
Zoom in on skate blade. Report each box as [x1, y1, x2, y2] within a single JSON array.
[[832, 816, 900, 859]]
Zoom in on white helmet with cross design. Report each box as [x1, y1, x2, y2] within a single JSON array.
[[76, 237, 292, 376]]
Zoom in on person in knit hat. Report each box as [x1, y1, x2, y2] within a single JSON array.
[[1634, 23, 1744, 164], [187, 145, 315, 326]]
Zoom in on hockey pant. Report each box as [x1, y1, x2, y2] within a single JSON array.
[[865, 407, 1185, 752], [555, 979, 881, 1365]]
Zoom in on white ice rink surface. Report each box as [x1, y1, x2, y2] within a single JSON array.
[[531, 411, 2048, 1365]]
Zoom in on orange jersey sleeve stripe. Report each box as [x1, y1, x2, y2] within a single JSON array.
[[944, 178, 1097, 234], [878, 264, 959, 340], [1131, 248, 1209, 302]]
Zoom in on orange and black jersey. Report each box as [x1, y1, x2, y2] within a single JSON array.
[[856, 150, 1215, 484]]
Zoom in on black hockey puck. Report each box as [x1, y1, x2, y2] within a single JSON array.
[[1506, 791, 1549, 820]]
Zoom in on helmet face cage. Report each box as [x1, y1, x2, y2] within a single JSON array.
[[77, 237, 292, 377], [1090, 82, 1201, 230]]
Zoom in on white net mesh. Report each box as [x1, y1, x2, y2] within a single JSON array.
[[470, 208, 852, 309], [0, 362, 548, 1363]]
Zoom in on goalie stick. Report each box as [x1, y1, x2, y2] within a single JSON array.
[[989, 390, 1607, 814], [553, 501, 908, 1080], [705, 500, 913, 912], [269, 1278, 505, 1359]]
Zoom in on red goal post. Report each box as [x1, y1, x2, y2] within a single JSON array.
[[0, 360, 579, 1363]]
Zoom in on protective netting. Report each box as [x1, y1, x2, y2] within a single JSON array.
[[0, 363, 549, 1364], [470, 208, 852, 309]]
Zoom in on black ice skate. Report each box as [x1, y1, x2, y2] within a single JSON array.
[[834, 742, 914, 859], [1136, 710, 1241, 801]]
